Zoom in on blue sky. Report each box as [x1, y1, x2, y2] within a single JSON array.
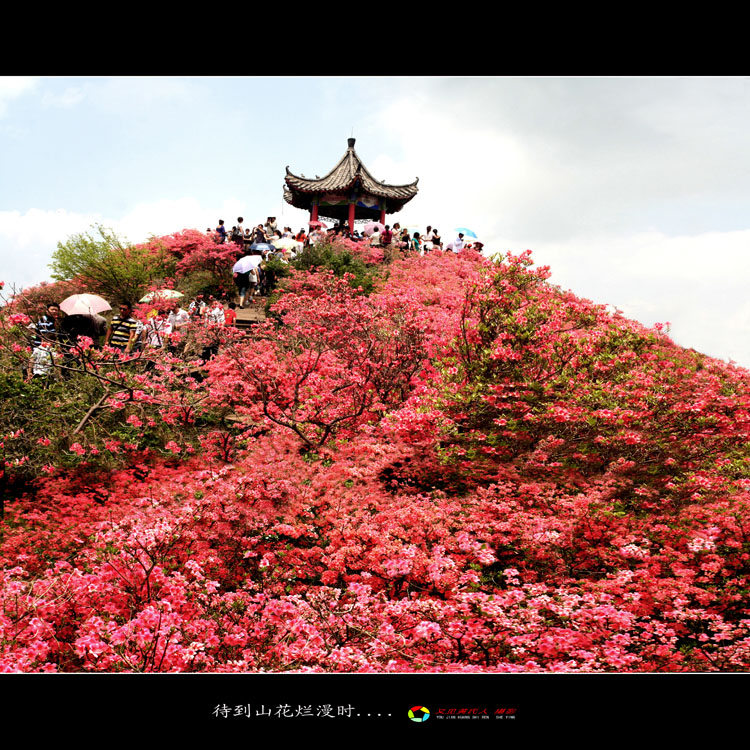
[[2, 76, 750, 366]]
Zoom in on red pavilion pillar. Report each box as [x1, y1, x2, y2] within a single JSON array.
[[310, 198, 319, 223], [348, 201, 356, 235], [379, 199, 386, 226]]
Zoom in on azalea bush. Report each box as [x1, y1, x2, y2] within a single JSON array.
[[3, 238, 750, 673], [140, 229, 239, 300], [290, 239, 383, 295], [0, 302, 234, 518]]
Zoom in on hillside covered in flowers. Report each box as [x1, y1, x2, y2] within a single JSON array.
[[2, 234, 750, 673]]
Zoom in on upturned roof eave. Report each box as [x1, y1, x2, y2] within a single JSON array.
[[284, 146, 419, 199]]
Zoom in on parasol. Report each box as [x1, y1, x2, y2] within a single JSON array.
[[250, 242, 275, 253], [272, 237, 303, 251], [363, 221, 385, 237], [59, 293, 111, 316], [139, 289, 184, 303]]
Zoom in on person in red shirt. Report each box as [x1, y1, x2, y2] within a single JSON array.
[[224, 302, 238, 327]]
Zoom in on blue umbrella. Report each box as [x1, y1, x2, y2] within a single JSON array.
[[454, 227, 478, 238], [250, 242, 275, 253]]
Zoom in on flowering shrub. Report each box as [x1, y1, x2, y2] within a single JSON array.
[[138, 229, 238, 299], [289, 239, 383, 296], [3, 238, 750, 672]]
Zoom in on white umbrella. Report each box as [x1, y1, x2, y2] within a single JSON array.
[[233, 256, 259, 273], [59, 293, 111, 316], [139, 289, 184, 303], [272, 237, 303, 252]]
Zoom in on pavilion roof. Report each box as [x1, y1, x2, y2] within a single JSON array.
[[284, 138, 419, 203]]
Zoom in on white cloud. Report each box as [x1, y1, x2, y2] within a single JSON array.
[[0, 198, 252, 290], [369, 99, 535, 243], [367, 77, 750, 245], [529, 229, 750, 367], [41, 85, 87, 109], [0, 77, 38, 118], [90, 77, 202, 116], [0, 207, 103, 290]]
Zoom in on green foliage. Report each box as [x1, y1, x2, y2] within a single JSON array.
[[291, 243, 380, 294], [0, 370, 74, 513], [177, 270, 229, 303], [49, 224, 176, 305]]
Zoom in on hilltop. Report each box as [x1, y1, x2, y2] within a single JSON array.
[[1, 234, 750, 672]]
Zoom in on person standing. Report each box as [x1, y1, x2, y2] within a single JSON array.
[[411, 232, 423, 255], [231, 217, 245, 247], [143, 312, 173, 349], [447, 233, 465, 253], [252, 224, 266, 244], [167, 300, 190, 332], [200, 299, 225, 362], [399, 228, 410, 253], [216, 219, 227, 243], [204, 298, 226, 326], [27, 339, 60, 384], [233, 255, 254, 309], [165, 301, 189, 355], [423, 225, 435, 253], [60, 314, 101, 349], [243, 228, 253, 253], [105, 302, 139, 353], [34, 302, 62, 346]]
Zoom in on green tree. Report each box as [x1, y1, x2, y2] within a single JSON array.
[[49, 224, 175, 305]]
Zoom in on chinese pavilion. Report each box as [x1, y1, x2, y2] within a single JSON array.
[[283, 138, 419, 232]]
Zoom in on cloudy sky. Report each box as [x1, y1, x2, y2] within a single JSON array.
[[2, 76, 749, 366]]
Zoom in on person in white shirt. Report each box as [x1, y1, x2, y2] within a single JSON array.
[[204, 299, 226, 326], [167, 302, 190, 331], [28, 341, 59, 382], [201, 300, 225, 362], [422, 225, 435, 253], [143, 315, 173, 349], [447, 233, 465, 253]]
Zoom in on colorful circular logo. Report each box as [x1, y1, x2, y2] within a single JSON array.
[[408, 706, 430, 722]]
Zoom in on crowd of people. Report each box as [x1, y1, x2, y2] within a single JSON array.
[[210, 215, 484, 257], [26, 295, 242, 384], [25, 216, 483, 383]]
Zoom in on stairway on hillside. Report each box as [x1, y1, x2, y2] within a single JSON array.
[[234, 298, 267, 331]]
